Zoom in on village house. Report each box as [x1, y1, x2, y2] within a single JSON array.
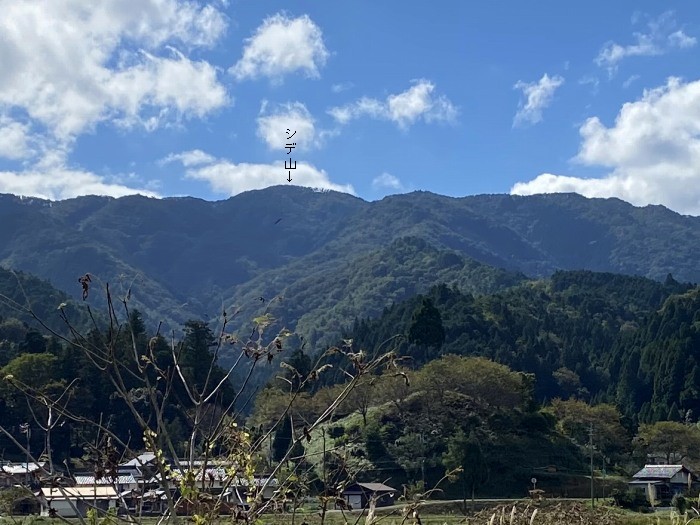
[[74, 473, 139, 493], [151, 468, 277, 506], [73, 473, 140, 512], [629, 465, 698, 502], [109, 453, 278, 514], [38, 486, 119, 518], [341, 482, 396, 510], [0, 462, 46, 487], [117, 452, 157, 481]]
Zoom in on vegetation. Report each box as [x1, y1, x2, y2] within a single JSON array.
[[343, 271, 694, 425], [4, 267, 700, 502], [3, 188, 700, 351], [250, 269, 700, 501], [4, 190, 700, 524], [0, 271, 401, 524]]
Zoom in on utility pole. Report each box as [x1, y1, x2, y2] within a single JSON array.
[[589, 423, 594, 509], [419, 433, 426, 487], [322, 428, 327, 496], [20, 423, 30, 486]]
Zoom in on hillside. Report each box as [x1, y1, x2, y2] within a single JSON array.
[[2, 264, 699, 496], [2, 188, 700, 348], [338, 270, 693, 425], [0, 266, 91, 336], [245, 271, 700, 497]]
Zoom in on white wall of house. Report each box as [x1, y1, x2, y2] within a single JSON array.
[[41, 499, 75, 517], [41, 498, 117, 518]]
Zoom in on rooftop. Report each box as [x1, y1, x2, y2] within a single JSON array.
[[2, 462, 46, 475], [344, 482, 396, 493], [40, 486, 118, 500], [74, 474, 137, 486], [632, 465, 693, 480]]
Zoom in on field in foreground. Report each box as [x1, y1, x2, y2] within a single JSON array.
[[0, 501, 688, 525], [265, 500, 693, 525]]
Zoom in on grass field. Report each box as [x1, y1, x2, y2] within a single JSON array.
[[0, 500, 692, 525]]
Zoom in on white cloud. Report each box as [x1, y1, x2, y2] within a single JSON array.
[[107, 50, 228, 130], [328, 98, 384, 124], [372, 172, 404, 191], [0, 117, 32, 160], [595, 12, 696, 75], [513, 74, 564, 127], [256, 101, 331, 151], [0, 0, 229, 143], [160, 149, 215, 167], [668, 30, 697, 49], [0, 155, 158, 200], [622, 74, 641, 89], [331, 82, 353, 93], [0, 1, 229, 200], [511, 77, 700, 215], [328, 80, 457, 130], [165, 150, 354, 195], [230, 13, 329, 82], [578, 76, 600, 95]]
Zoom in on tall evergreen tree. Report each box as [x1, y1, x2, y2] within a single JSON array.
[[408, 298, 445, 352]]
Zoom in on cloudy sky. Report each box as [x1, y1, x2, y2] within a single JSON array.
[[1, 1, 700, 214]]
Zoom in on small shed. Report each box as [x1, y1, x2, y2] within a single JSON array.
[[39, 486, 118, 518], [341, 482, 396, 510]]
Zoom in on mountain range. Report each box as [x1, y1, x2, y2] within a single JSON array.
[[1, 186, 699, 348]]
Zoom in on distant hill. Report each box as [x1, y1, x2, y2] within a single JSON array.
[[1, 187, 699, 347], [0, 266, 90, 335]]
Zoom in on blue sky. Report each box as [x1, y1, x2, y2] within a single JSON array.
[[1, 1, 700, 214]]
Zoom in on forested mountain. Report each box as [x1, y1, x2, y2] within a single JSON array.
[[246, 270, 700, 497], [2, 188, 700, 350], [3, 259, 700, 497], [0, 266, 91, 336], [335, 270, 694, 426]]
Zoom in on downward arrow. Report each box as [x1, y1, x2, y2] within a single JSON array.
[[287, 174, 292, 182]]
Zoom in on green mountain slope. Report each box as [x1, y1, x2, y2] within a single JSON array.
[[223, 236, 526, 348], [0, 266, 90, 335], [341, 270, 693, 425], [2, 188, 700, 348]]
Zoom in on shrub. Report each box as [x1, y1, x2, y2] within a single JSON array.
[[611, 488, 650, 512], [672, 493, 688, 514], [327, 425, 345, 438]]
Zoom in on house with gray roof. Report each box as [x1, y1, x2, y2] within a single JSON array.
[[341, 482, 396, 510], [74, 474, 139, 493], [38, 486, 118, 518], [0, 462, 46, 487], [629, 464, 697, 502], [118, 452, 158, 481]]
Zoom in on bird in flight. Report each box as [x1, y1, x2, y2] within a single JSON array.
[[274, 218, 282, 224]]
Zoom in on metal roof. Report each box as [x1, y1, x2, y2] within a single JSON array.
[[2, 462, 45, 475], [120, 452, 156, 467], [344, 482, 396, 493], [41, 487, 118, 500], [151, 469, 277, 486], [632, 465, 689, 480], [169, 467, 228, 482], [74, 474, 137, 486]]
